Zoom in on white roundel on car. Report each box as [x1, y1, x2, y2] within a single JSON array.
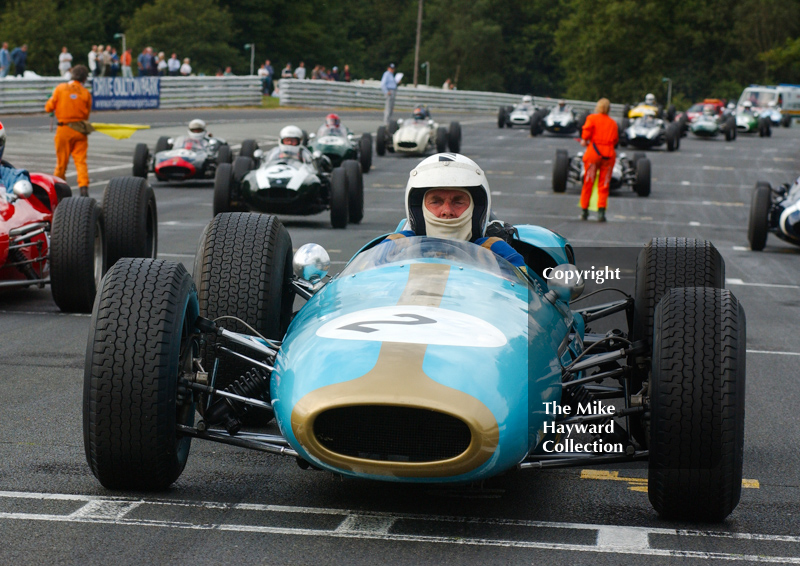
[[316, 305, 507, 347]]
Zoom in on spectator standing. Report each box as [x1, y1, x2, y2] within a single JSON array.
[[343, 64, 351, 82], [330, 66, 340, 81], [223, 66, 234, 76], [180, 58, 192, 76], [443, 78, 452, 90], [294, 61, 306, 80], [109, 48, 120, 78], [311, 65, 321, 80], [0, 43, 9, 78], [100, 45, 112, 77], [88, 45, 97, 76], [264, 59, 274, 94], [319, 67, 329, 80], [381, 63, 398, 124], [136, 47, 146, 75], [58, 47, 73, 78], [10, 44, 27, 77], [167, 53, 180, 76], [157, 52, 167, 76], [44, 65, 92, 196], [257, 63, 269, 93], [121, 48, 133, 77], [95, 46, 105, 77], [281, 63, 292, 78], [144, 47, 156, 76]]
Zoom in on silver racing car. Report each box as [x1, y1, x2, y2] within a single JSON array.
[[552, 149, 651, 197]]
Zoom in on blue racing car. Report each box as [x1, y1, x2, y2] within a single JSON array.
[[82, 159, 746, 523]]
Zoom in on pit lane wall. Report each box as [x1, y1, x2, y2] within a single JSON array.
[[0, 76, 262, 114], [278, 79, 625, 115]]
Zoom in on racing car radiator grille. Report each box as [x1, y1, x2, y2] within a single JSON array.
[[397, 142, 419, 149], [157, 166, 193, 180], [314, 406, 471, 462]]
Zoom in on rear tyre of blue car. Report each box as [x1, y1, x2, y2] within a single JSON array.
[[84, 258, 199, 490], [195, 213, 293, 399], [648, 287, 745, 522]]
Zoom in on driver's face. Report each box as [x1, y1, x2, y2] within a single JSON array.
[[282, 138, 300, 146], [424, 189, 471, 219]]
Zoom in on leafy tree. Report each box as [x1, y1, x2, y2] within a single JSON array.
[[123, 0, 238, 75], [0, 0, 66, 75]]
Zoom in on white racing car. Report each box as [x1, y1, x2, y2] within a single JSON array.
[[531, 102, 588, 136], [552, 149, 651, 197], [748, 177, 800, 251], [376, 108, 461, 156], [498, 95, 540, 128], [619, 112, 681, 151]]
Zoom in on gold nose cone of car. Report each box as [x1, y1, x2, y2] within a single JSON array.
[[291, 263, 500, 477]]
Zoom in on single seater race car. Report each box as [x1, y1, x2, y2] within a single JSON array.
[[133, 134, 232, 182], [689, 107, 736, 141], [1, 171, 158, 312], [307, 116, 372, 173], [376, 111, 461, 156], [748, 177, 800, 251], [530, 103, 589, 137], [735, 102, 772, 137], [498, 95, 539, 128], [213, 142, 363, 228], [551, 149, 651, 197], [81, 201, 747, 522], [619, 112, 681, 151]]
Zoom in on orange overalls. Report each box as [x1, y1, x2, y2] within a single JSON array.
[[45, 81, 92, 188], [580, 113, 619, 210]]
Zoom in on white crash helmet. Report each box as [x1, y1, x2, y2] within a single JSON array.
[[522, 95, 532, 104], [742, 100, 753, 110], [279, 125, 303, 146], [645, 93, 656, 105], [188, 119, 206, 133], [0, 121, 6, 161], [405, 153, 491, 241]]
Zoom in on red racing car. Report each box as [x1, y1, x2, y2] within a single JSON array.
[[1, 170, 158, 312]]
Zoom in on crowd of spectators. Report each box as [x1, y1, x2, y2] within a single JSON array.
[[258, 59, 353, 95]]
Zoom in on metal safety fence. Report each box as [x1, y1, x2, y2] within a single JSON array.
[[278, 79, 624, 115], [0, 76, 263, 114]]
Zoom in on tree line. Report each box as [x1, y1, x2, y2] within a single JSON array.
[[2, 0, 799, 107]]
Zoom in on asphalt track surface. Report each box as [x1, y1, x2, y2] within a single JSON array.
[[1, 107, 799, 565]]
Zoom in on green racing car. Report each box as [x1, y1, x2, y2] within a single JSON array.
[[307, 113, 372, 173]]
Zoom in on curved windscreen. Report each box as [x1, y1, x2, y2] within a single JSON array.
[[172, 136, 206, 151], [265, 146, 313, 166], [341, 236, 525, 283]]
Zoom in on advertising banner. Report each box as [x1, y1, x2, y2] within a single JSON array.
[[91, 77, 160, 110]]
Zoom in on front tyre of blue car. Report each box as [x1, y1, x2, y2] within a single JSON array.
[[83, 258, 199, 490]]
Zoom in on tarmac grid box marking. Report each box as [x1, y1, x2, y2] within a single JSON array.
[[0, 491, 799, 563]]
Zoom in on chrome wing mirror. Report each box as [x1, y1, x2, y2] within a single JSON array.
[[292, 243, 330, 296], [544, 264, 584, 304]]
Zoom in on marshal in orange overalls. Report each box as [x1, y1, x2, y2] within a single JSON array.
[[45, 80, 92, 190], [580, 112, 619, 210]]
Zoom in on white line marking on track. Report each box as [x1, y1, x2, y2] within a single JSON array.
[[747, 350, 800, 356], [1, 491, 799, 562], [64, 164, 130, 178], [726, 278, 799, 289]]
